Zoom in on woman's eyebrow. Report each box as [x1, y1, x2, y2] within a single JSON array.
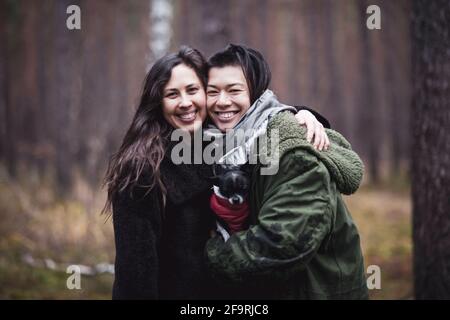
[[207, 83, 244, 88], [227, 82, 244, 87], [164, 88, 178, 94], [227, 83, 245, 88]]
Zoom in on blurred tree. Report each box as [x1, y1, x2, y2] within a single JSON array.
[[1, 0, 20, 178], [0, 0, 414, 192], [0, 0, 8, 170], [357, 0, 381, 184], [53, 0, 82, 193], [383, 1, 402, 173], [377, 0, 411, 178], [173, 0, 194, 49], [197, 0, 230, 56], [150, 0, 174, 60], [307, 0, 320, 106], [412, 0, 450, 299], [323, 0, 344, 133], [229, 0, 249, 45], [286, 0, 300, 104], [0, 0, 150, 191]]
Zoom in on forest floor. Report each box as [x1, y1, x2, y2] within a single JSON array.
[[346, 183, 412, 299], [0, 175, 412, 299]]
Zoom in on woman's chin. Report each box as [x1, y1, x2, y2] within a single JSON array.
[[216, 121, 238, 132], [175, 119, 203, 134]]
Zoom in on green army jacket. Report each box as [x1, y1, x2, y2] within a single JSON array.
[[206, 112, 369, 299]]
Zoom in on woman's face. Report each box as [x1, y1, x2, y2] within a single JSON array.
[[206, 65, 251, 132], [162, 63, 207, 133]]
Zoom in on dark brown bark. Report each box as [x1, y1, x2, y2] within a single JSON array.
[[412, 0, 450, 299]]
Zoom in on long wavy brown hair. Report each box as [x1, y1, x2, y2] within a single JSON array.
[[102, 46, 207, 214]]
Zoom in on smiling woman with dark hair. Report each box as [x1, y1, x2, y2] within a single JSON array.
[[205, 44, 368, 299], [104, 47, 215, 299]]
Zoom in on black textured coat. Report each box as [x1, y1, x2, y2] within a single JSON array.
[[112, 153, 216, 299]]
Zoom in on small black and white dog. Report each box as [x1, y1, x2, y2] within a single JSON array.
[[211, 164, 251, 240], [212, 164, 250, 205]]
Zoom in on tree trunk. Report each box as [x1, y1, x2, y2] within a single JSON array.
[[357, 0, 381, 183], [53, 0, 82, 193], [286, 0, 299, 105], [323, 0, 345, 132], [2, 0, 21, 178], [384, 1, 401, 173], [196, 0, 230, 57], [307, 0, 319, 105], [0, 0, 7, 165], [412, 0, 450, 299]]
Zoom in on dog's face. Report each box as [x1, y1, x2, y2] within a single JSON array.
[[213, 164, 250, 205]]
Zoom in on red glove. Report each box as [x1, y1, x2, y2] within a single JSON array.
[[210, 193, 250, 234]]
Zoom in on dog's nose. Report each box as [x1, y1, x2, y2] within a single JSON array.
[[230, 195, 243, 205]]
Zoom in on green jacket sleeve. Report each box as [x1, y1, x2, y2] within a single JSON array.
[[205, 150, 335, 282]]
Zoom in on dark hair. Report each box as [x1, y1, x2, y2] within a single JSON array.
[[102, 46, 207, 214], [207, 44, 271, 104]]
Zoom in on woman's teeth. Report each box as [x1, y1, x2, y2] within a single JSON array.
[[216, 111, 238, 120], [178, 111, 196, 121]]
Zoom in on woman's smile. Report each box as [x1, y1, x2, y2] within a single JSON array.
[[214, 110, 240, 122], [176, 110, 198, 122]]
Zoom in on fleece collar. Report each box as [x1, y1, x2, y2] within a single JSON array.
[[265, 112, 364, 195]]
